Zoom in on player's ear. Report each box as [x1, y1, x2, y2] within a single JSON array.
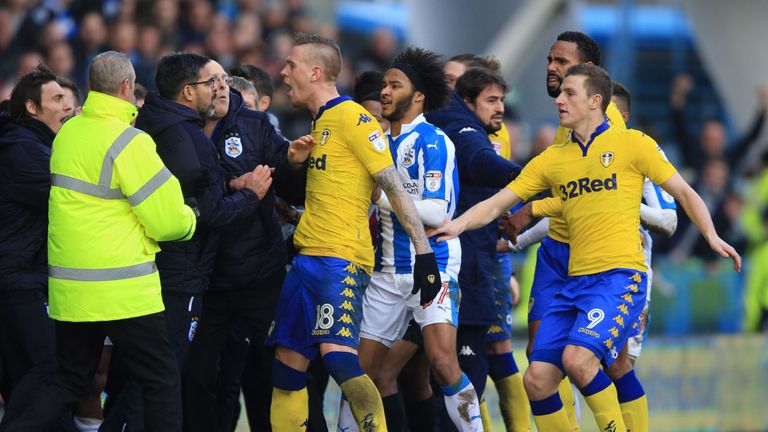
[[414, 91, 425, 104], [591, 93, 602, 110], [311, 65, 322, 82]]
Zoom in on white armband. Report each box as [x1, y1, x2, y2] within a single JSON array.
[[377, 193, 447, 227], [513, 217, 550, 251], [639, 204, 678, 237]]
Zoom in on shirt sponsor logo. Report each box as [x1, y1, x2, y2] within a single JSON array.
[[225, 136, 242, 158], [368, 130, 386, 152], [309, 154, 328, 171], [425, 170, 442, 192], [558, 173, 617, 201]]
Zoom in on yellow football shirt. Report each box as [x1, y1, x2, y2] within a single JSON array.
[[293, 96, 393, 269], [507, 125, 676, 276], [547, 101, 626, 242], [489, 122, 512, 160]]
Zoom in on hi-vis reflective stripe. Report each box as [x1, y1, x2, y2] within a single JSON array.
[[51, 127, 142, 201], [127, 167, 172, 206], [50, 174, 124, 199], [49, 261, 157, 281]]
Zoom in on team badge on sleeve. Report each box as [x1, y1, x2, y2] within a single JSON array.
[[600, 151, 615, 168], [425, 170, 442, 192], [225, 136, 243, 158], [368, 130, 386, 152]]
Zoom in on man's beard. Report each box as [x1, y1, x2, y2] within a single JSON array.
[[482, 120, 501, 134], [383, 92, 414, 122], [546, 73, 562, 98]]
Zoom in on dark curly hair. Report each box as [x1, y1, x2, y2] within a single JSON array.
[[391, 47, 450, 112]]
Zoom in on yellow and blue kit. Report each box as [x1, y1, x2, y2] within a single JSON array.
[[508, 120, 676, 366], [528, 101, 626, 323], [267, 96, 393, 357]]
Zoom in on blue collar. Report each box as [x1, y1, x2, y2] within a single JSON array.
[[312, 95, 352, 128], [571, 116, 610, 157]]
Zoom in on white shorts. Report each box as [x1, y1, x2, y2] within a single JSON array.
[[627, 267, 653, 359], [360, 271, 459, 347]]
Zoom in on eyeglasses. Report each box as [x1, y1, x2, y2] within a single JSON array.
[[187, 75, 232, 88]]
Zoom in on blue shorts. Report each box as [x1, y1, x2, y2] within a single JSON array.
[[265, 254, 370, 360], [530, 268, 647, 368], [487, 253, 513, 342], [528, 236, 570, 322]]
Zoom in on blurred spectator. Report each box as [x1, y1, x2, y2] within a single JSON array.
[[353, 70, 387, 131], [670, 73, 768, 175], [181, 0, 213, 45], [134, 24, 163, 90], [356, 27, 397, 74], [109, 21, 138, 61], [46, 41, 75, 80], [232, 13, 262, 56], [71, 12, 108, 86], [671, 158, 745, 265], [152, 0, 180, 47], [205, 15, 234, 70]]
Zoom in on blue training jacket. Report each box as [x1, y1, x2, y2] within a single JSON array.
[[426, 92, 521, 326]]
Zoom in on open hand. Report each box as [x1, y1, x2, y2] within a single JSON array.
[[288, 135, 315, 166]]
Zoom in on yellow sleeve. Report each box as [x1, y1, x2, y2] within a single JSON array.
[[506, 151, 550, 201], [114, 132, 196, 242], [532, 197, 563, 218], [345, 108, 394, 175], [630, 130, 677, 185]]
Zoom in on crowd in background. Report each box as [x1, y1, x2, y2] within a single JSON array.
[[0, 0, 766, 331]]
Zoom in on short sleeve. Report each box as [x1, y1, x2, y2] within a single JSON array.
[[532, 196, 563, 218], [631, 130, 677, 186], [507, 151, 551, 201], [346, 108, 393, 175]]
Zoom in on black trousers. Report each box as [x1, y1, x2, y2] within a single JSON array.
[[101, 293, 202, 432], [0, 291, 57, 420], [0, 312, 181, 432], [183, 271, 283, 432]]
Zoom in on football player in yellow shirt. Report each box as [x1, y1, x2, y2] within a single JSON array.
[[429, 64, 740, 432], [265, 33, 441, 432]]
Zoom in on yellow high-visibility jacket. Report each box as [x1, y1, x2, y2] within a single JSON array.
[[48, 91, 196, 322]]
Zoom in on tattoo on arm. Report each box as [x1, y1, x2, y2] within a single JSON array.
[[373, 166, 432, 254]]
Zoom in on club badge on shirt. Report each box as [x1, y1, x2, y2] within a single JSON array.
[[225, 136, 243, 158]]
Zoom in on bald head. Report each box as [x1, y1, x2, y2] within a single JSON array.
[[292, 32, 342, 81]]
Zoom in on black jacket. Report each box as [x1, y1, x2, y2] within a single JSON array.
[[135, 92, 259, 295], [210, 90, 307, 290], [426, 92, 521, 326], [0, 117, 54, 295]]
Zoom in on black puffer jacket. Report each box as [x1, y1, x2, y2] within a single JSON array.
[[135, 93, 260, 295], [210, 90, 307, 290], [0, 116, 54, 295]]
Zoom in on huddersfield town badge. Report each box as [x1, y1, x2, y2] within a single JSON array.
[[225, 136, 242, 158], [600, 151, 614, 168]]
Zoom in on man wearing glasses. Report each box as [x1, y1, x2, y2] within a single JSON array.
[[183, 60, 314, 432], [102, 53, 273, 431]]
